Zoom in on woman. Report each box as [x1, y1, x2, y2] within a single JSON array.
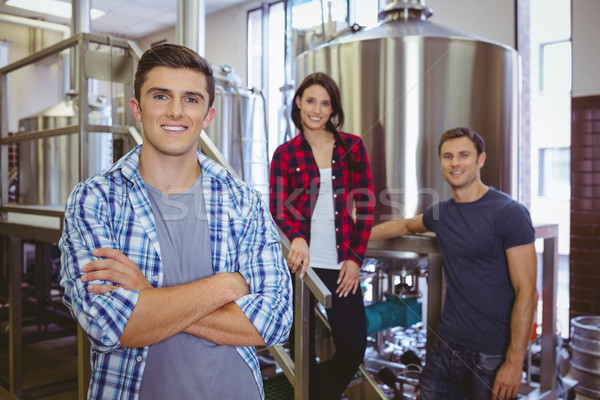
[[269, 72, 374, 400]]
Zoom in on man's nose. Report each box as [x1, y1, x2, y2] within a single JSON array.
[[168, 101, 184, 118]]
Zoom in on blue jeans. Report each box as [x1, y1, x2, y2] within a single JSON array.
[[419, 339, 508, 400]]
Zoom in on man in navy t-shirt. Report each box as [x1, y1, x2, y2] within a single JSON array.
[[370, 127, 537, 400]]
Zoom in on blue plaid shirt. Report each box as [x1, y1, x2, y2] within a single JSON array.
[[59, 145, 293, 399]]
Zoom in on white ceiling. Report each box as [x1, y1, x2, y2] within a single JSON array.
[[0, 0, 251, 39]]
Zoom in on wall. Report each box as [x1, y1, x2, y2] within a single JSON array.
[[134, 0, 262, 87], [136, 0, 517, 92], [572, 0, 600, 97], [203, 0, 516, 86], [138, 26, 176, 52], [426, 0, 515, 48], [1, 0, 517, 127], [570, 0, 600, 318], [205, 0, 262, 87]]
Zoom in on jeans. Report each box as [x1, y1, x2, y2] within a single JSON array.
[[289, 269, 367, 400], [315, 268, 367, 399], [419, 339, 508, 400]]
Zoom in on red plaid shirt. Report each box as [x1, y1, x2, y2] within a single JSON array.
[[269, 131, 374, 265]]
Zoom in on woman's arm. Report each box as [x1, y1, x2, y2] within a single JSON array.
[[269, 146, 304, 241], [347, 137, 375, 264]]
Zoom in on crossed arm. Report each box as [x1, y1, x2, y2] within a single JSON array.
[[80, 248, 265, 348]]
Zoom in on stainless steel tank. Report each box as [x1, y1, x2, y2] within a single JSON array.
[[18, 94, 113, 205], [295, 0, 520, 222], [204, 65, 269, 194]]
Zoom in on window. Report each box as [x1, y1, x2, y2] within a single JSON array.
[[352, 0, 378, 28], [540, 40, 572, 94], [247, 2, 285, 159], [0, 41, 9, 67], [538, 147, 570, 199], [288, 0, 347, 31], [247, 7, 263, 90]]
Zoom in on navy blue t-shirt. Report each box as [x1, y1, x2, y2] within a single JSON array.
[[423, 187, 535, 354]]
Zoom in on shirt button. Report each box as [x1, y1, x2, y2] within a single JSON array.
[[296, 167, 300, 172], [153, 276, 159, 282], [336, 245, 340, 249], [333, 194, 337, 198], [335, 211, 339, 215], [332, 160, 336, 164], [336, 228, 339, 232], [136, 356, 143, 362], [332, 175, 336, 179]]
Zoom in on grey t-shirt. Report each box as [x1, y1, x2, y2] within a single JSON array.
[[138, 176, 260, 399]]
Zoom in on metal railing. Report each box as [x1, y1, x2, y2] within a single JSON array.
[[0, 32, 142, 400], [267, 233, 332, 400]]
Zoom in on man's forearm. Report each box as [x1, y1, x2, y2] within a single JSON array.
[[370, 215, 425, 241], [505, 288, 537, 367], [370, 219, 408, 241], [184, 302, 266, 346], [120, 273, 246, 348]]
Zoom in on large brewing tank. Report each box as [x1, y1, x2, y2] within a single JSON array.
[[295, 0, 520, 222], [18, 94, 113, 205], [204, 65, 269, 194]]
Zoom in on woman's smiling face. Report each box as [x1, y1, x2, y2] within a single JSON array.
[[295, 84, 333, 134]]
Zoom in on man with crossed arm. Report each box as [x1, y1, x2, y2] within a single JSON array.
[[59, 43, 292, 399]]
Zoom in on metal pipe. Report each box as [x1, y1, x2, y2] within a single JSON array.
[[177, 0, 206, 55], [72, 0, 91, 34], [0, 14, 70, 37], [71, 0, 91, 96], [378, 0, 433, 22]]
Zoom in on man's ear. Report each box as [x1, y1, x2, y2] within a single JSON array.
[[130, 98, 142, 122], [478, 151, 487, 168], [202, 107, 216, 128]]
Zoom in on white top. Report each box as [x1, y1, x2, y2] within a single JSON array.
[[309, 168, 344, 270]]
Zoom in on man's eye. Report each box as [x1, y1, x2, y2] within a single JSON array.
[[155, 94, 167, 100], [185, 97, 199, 103]]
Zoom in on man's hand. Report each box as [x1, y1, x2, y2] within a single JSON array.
[[227, 271, 251, 299], [288, 237, 310, 277], [492, 360, 522, 400], [336, 259, 360, 297], [81, 248, 250, 299], [81, 248, 154, 293]]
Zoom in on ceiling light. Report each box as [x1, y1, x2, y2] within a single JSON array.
[[6, 0, 106, 20]]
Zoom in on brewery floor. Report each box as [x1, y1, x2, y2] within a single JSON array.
[[0, 254, 593, 400]]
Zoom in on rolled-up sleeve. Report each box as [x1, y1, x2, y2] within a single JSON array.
[[59, 181, 139, 353]]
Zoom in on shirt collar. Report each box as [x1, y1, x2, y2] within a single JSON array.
[[108, 144, 229, 183], [293, 130, 342, 148]]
